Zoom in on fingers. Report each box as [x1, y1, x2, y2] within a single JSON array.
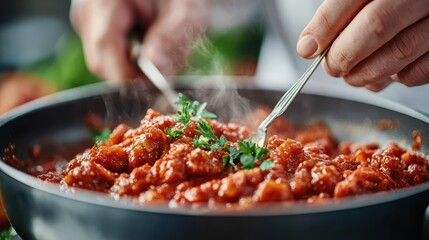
[[299, 0, 429, 91], [70, 0, 155, 83], [142, 0, 208, 75], [344, 16, 429, 88], [395, 52, 429, 86], [324, 0, 429, 78], [71, 0, 208, 81], [297, 0, 370, 58], [358, 51, 429, 90], [364, 77, 393, 92]]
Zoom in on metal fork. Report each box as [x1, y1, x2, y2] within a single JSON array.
[[249, 47, 330, 147], [129, 37, 180, 111]]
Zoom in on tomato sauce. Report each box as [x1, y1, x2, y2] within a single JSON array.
[[37, 108, 429, 206]]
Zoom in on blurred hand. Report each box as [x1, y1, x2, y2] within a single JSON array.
[[71, 0, 208, 83], [296, 0, 429, 91]]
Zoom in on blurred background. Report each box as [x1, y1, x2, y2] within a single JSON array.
[[0, 0, 265, 115]]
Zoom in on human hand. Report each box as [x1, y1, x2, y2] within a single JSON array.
[[71, 0, 208, 83], [296, 0, 429, 91]]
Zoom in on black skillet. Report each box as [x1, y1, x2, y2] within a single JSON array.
[[0, 80, 428, 240]]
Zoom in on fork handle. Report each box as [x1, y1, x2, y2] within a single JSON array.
[[129, 34, 180, 111], [258, 47, 330, 131]]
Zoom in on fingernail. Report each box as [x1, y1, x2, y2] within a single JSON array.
[[297, 35, 318, 58]]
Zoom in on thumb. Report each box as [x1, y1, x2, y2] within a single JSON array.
[[297, 0, 369, 59]]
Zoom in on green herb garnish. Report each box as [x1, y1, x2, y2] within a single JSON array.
[[221, 140, 273, 170], [175, 94, 217, 126], [93, 128, 112, 147], [165, 128, 183, 141], [169, 93, 220, 144], [222, 146, 240, 168], [260, 159, 275, 171], [170, 94, 274, 171], [194, 121, 228, 149]]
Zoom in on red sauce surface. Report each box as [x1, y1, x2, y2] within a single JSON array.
[[37, 108, 429, 206]]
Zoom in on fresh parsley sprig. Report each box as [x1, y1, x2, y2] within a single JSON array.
[[222, 139, 274, 170], [166, 93, 219, 142], [93, 128, 112, 147], [165, 128, 183, 141], [175, 94, 217, 126], [165, 93, 274, 171], [260, 159, 275, 171], [193, 121, 228, 150]]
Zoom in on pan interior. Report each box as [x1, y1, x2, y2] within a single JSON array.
[[0, 82, 428, 214]]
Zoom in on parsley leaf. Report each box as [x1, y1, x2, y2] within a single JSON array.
[[171, 93, 274, 171], [223, 146, 240, 169], [194, 120, 229, 151], [201, 112, 217, 119], [196, 121, 219, 142], [165, 128, 183, 141], [255, 147, 269, 160], [240, 154, 255, 169], [175, 94, 217, 126], [193, 135, 211, 149], [238, 141, 254, 155], [218, 135, 227, 146], [260, 160, 275, 171], [176, 100, 192, 126], [196, 121, 217, 140], [224, 139, 271, 170], [93, 128, 112, 147], [174, 93, 226, 150]]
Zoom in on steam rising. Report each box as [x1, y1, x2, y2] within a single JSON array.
[[188, 76, 253, 123], [101, 75, 254, 127], [184, 34, 229, 75], [101, 79, 162, 127], [101, 33, 254, 127]]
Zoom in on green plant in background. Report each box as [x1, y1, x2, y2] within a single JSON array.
[[24, 34, 101, 90], [0, 227, 16, 240]]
